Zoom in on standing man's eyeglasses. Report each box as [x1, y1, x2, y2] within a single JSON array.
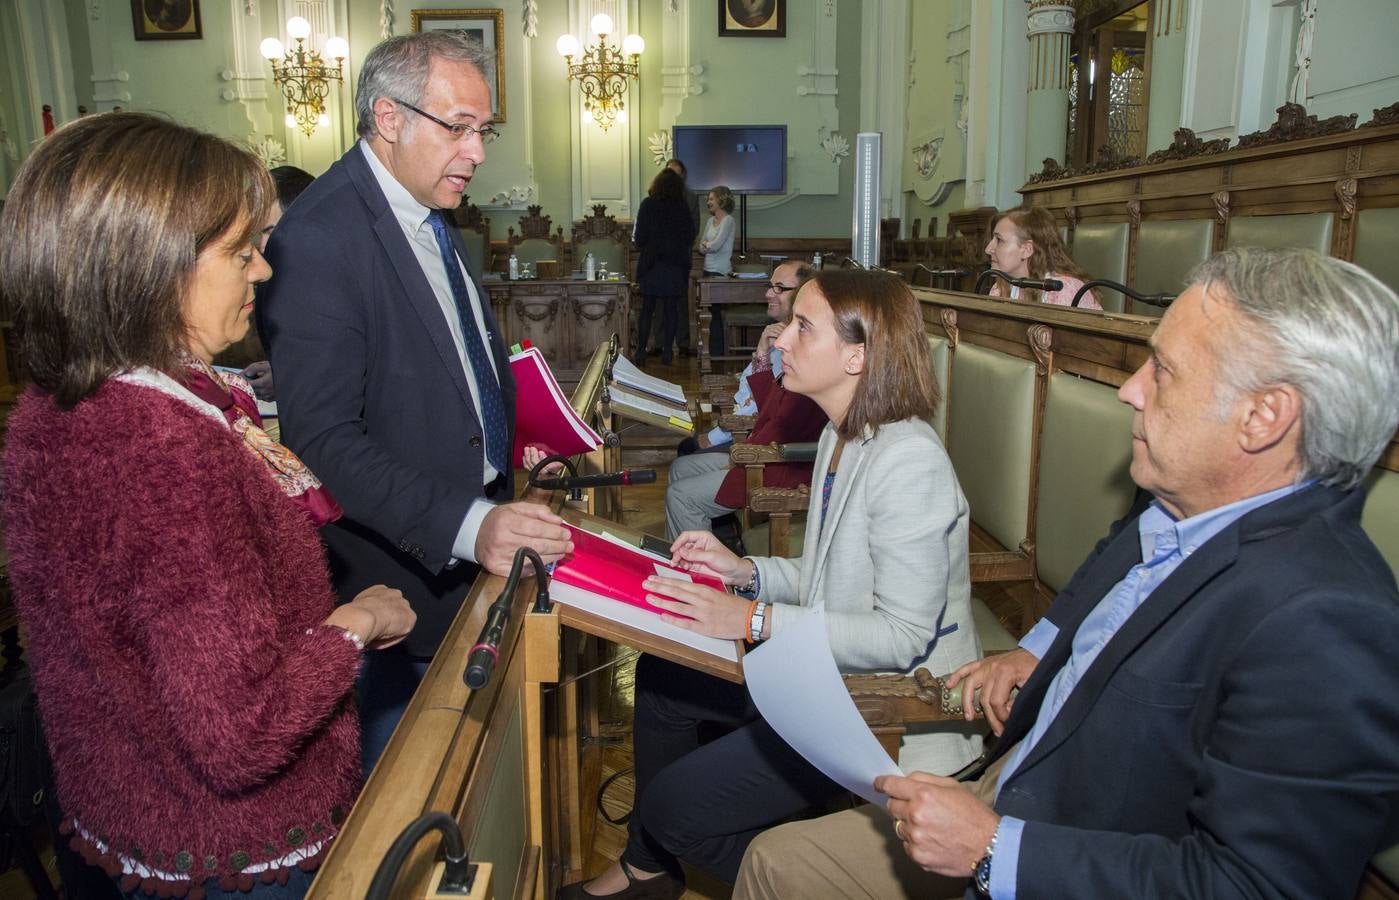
[[767, 281, 798, 293], [393, 98, 499, 144]]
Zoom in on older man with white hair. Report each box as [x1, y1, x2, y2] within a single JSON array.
[[734, 247, 1399, 900]]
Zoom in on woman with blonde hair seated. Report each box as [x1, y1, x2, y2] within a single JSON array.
[[0, 112, 415, 899], [558, 270, 982, 899], [984, 206, 1102, 309]]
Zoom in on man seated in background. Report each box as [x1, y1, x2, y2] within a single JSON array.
[[735, 247, 1399, 900], [680, 260, 816, 455], [666, 259, 825, 540]]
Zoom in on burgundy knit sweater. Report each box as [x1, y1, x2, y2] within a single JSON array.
[[3, 377, 363, 897]]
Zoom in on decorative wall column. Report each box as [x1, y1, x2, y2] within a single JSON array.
[[1024, 1, 1074, 170], [1144, 0, 1188, 153]]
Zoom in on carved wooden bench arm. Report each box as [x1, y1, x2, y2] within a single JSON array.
[[701, 373, 739, 393], [717, 413, 757, 434], [843, 667, 985, 726], [748, 484, 810, 515], [729, 441, 819, 465]]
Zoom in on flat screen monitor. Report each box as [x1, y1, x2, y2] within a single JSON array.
[[671, 125, 787, 195]]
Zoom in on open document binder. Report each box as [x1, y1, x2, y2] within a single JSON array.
[[605, 355, 694, 435], [510, 344, 603, 466], [548, 520, 743, 679]]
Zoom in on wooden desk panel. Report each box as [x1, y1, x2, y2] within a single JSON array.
[[695, 277, 769, 374], [485, 279, 631, 388]]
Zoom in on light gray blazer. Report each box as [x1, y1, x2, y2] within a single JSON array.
[[753, 417, 984, 774]]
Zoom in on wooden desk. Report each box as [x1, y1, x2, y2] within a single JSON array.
[[695, 277, 769, 374], [484, 278, 631, 388]]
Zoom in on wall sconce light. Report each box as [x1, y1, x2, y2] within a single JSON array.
[[556, 13, 643, 132], [260, 16, 347, 137]]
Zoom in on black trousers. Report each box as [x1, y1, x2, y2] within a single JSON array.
[[625, 655, 843, 884]]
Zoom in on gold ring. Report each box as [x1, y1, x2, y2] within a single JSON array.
[[894, 819, 905, 840]]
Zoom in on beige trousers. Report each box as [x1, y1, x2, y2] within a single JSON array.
[[732, 754, 1009, 900]]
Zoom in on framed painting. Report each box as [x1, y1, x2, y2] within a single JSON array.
[[131, 0, 202, 41], [719, 0, 785, 37], [411, 8, 507, 122]]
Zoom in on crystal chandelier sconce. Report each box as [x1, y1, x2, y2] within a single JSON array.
[[260, 16, 347, 137], [556, 14, 643, 132]]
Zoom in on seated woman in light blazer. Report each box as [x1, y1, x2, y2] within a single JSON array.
[[558, 270, 983, 900]]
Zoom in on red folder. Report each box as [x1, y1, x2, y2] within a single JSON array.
[[551, 524, 729, 616], [509, 345, 602, 467]]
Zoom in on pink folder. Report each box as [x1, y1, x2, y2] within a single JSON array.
[[509, 345, 602, 467], [551, 525, 728, 617]]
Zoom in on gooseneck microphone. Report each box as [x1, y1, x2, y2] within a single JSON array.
[[526, 452, 656, 491], [532, 469, 657, 490], [463, 546, 549, 690], [975, 268, 1064, 296]]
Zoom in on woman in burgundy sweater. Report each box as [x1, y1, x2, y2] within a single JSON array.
[[0, 113, 416, 899]]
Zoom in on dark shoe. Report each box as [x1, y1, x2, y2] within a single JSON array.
[[648, 347, 663, 357], [555, 859, 684, 900], [676, 437, 700, 456], [660, 353, 673, 366]]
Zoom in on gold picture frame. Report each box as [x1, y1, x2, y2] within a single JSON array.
[[131, 0, 202, 41], [411, 8, 507, 122]]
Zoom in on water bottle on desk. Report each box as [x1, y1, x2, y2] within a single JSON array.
[[585, 251, 596, 281], [508, 252, 520, 280], [812, 250, 823, 270]]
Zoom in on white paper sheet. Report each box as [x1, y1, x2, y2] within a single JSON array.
[[743, 607, 903, 809], [609, 386, 693, 424], [611, 355, 688, 406], [549, 581, 739, 662]]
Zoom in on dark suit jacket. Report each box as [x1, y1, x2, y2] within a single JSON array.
[[259, 144, 516, 656], [633, 194, 697, 298], [963, 484, 1399, 898], [714, 369, 826, 509]]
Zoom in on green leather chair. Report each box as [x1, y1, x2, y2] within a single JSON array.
[[1352, 207, 1399, 294], [1226, 212, 1334, 253], [1068, 223, 1130, 312], [1034, 373, 1138, 593], [1134, 219, 1214, 317], [926, 335, 951, 442]]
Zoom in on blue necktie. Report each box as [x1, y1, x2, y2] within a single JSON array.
[[428, 212, 508, 474]]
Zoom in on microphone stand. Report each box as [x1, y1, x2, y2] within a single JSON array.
[[911, 263, 969, 288], [528, 453, 581, 501], [463, 546, 549, 690], [1069, 278, 1176, 310], [366, 811, 474, 900], [974, 269, 1065, 296]]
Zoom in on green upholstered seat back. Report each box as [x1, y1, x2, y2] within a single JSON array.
[[1035, 373, 1138, 592], [456, 227, 489, 283], [512, 237, 561, 268], [971, 596, 1017, 653], [1226, 212, 1334, 253], [741, 520, 807, 558], [576, 237, 626, 274], [946, 343, 1037, 552], [1353, 207, 1399, 294], [1362, 467, 1399, 584], [1068, 223, 1130, 312], [927, 335, 951, 441], [1135, 219, 1213, 317]]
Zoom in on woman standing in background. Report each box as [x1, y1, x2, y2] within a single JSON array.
[[699, 185, 737, 353], [633, 167, 698, 366]]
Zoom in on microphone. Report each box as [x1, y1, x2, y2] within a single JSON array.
[[914, 265, 970, 277], [464, 547, 548, 690], [1011, 276, 1063, 292], [531, 469, 657, 490]]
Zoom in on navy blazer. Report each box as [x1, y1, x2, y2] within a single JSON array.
[[633, 194, 697, 298], [967, 485, 1399, 898], [259, 144, 516, 656]]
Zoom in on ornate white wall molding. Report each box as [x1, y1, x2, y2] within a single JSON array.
[[912, 135, 943, 179], [658, 0, 698, 127], [522, 1, 539, 38], [380, 0, 393, 39], [1026, 2, 1074, 37], [648, 131, 673, 165], [90, 71, 132, 106], [1289, 0, 1317, 104], [860, 0, 907, 223], [820, 131, 849, 163], [248, 134, 287, 167]]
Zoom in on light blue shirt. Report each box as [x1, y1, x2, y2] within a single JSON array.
[[704, 350, 783, 446], [988, 482, 1312, 899]]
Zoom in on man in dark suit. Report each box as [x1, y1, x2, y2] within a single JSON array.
[[733, 247, 1399, 899], [260, 31, 571, 775]]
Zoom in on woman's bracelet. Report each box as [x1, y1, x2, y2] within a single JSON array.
[[736, 558, 759, 596]]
